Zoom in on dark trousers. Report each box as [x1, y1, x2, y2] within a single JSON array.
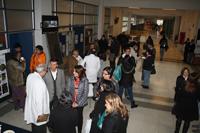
[[77, 107, 84, 133], [175, 118, 190, 133], [32, 124, 47, 133], [119, 85, 135, 105], [11, 85, 26, 109]]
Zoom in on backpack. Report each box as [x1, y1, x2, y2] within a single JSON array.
[[161, 39, 168, 50], [113, 64, 122, 81]]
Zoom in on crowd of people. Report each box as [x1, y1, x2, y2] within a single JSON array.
[[5, 32, 200, 133]]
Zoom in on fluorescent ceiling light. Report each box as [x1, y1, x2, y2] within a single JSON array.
[[129, 7, 140, 9], [162, 8, 176, 11]]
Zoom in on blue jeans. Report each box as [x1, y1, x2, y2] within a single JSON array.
[[160, 48, 165, 60], [118, 85, 134, 104], [142, 69, 151, 86]]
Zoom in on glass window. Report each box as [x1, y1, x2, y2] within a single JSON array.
[[85, 16, 93, 25], [73, 15, 84, 25], [58, 14, 71, 26], [157, 19, 163, 25], [122, 17, 128, 21], [0, 11, 4, 32], [105, 8, 111, 16], [74, 2, 84, 14], [57, 0, 71, 12], [6, 11, 33, 31], [94, 16, 98, 24], [85, 5, 98, 15], [122, 27, 128, 32], [0, 0, 2, 8], [93, 25, 98, 34], [58, 27, 70, 32], [5, 0, 32, 10], [105, 17, 110, 24], [122, 22, 128, 26]]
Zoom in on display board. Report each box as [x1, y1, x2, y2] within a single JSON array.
[[0, 54, 9, 99]]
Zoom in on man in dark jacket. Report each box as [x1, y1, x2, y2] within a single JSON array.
[[159, 35, 168, 61], [183, 38, 190, 62], [48, 101, 78, 133], [187, 39, 196, 64], [98, 35, 108, 54], [142, 49, 154, 89], [118, 47, 138, 108]]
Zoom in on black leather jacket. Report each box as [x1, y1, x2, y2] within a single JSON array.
[[101, 111, 128, 133]]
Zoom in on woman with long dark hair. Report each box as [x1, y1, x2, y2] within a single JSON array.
[[90, 80, 115, 133], [173, 67, 199, 133], [69, 65, 89, 133]]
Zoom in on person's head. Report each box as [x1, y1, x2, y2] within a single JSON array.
[[49, 57, 58, 71], [181, 67, 190, 78], [72, 49, 79, 58], [89, 48, 96, 55], [105, 93, 128, 118], [35, 45, 43, 54], [102, 34, 105, 39], [99, 53, 107, 61], [147, 36, 152, 40], [100, 80, 115, 92], [14, 43, 22, 53], [35, 64, 47, 77], [146, 49, 153, 56], [73, 65, 86, 79], [102, 66, 113, 80], [124, 47, 131, 56], [89, 43, 95, 50]]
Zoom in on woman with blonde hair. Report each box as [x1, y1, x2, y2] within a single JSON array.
[[100, 93, 129, 133]]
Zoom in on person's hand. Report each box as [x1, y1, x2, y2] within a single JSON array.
[[37, 114, 49, 122], [72, 102, 78, 108]]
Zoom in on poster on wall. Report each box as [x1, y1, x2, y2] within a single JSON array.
[[0, 55, 10, 99]]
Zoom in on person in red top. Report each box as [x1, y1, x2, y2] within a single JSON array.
[[30, 45, 46, 73]]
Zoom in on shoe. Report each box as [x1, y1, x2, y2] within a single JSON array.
[[131, 104, 138, 108], [142, 85, 149, 89]]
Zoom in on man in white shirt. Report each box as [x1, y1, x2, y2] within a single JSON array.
[[24, 64, 50, 133], [81, 48, 100, 98]]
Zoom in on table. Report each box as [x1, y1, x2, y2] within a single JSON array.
[[0, 121, 31, 133]]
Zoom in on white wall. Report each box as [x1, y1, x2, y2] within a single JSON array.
[[104, 0, 200, 10], [34, 0, 53, 63]]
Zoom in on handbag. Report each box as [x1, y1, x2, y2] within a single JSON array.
[[171, 103, 177, 115], [113, 64, 122, 81], [84, 119, 92, 133], [151, 64, 156, 74]]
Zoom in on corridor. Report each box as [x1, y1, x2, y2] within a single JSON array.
[[1, 42, 198, 133]]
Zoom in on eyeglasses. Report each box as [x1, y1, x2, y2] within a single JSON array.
[[103, 73, 109, 75]]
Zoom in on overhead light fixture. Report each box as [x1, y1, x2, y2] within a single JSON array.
[[128, 7, 140, 9], [162, 8, 176, 11]]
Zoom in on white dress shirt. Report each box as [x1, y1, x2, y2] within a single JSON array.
[[51, 69, 57, 80], [24, 72, 50, 126], [81, 54, 100, 83]]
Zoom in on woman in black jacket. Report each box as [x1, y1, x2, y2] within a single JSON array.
[[173, 67, 199, 133], [101, 93, 129, 133], [90, 80, 115, 133]]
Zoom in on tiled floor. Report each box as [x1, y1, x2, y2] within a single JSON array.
[[0, 43, 199, 133]]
